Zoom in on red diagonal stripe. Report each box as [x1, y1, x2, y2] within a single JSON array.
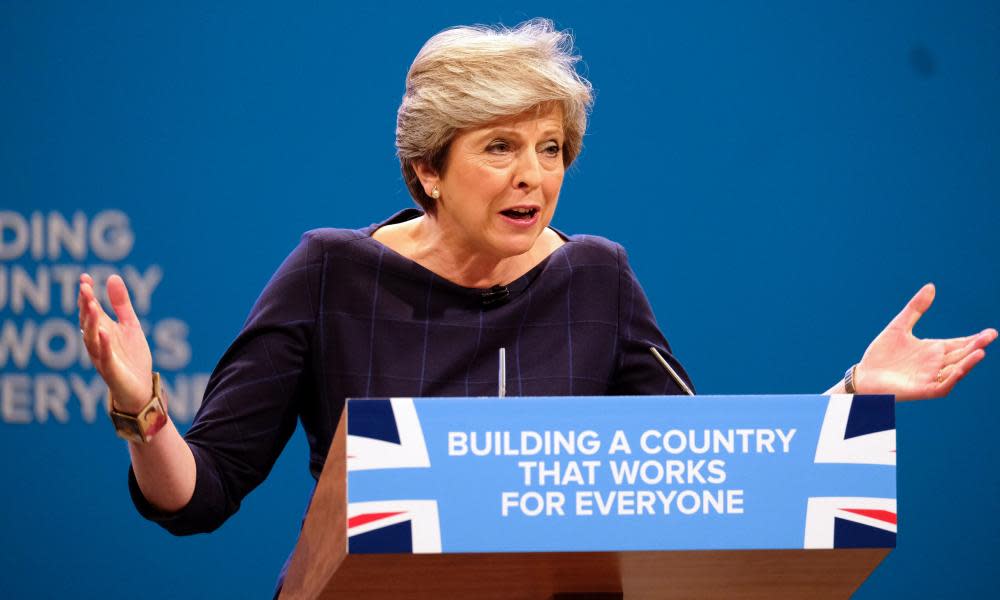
[[348, 511, 405, 529], [841, 508, 897, 525]]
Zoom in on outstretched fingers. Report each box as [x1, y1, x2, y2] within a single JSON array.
[[936, 348, 987, 396], [77, 281, 90, 330], [78, 274, 102, 325], [888, 283, 936, 333], [81, 297, 107, 369], [944, 329, 998, 364], [78, 273, 111, 371], [106, 274, 140, 327]]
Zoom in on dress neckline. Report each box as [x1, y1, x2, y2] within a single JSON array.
[[361, 208, 573, 300]]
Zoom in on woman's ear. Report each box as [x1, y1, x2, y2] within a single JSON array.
[[412, 160, 441, 198]]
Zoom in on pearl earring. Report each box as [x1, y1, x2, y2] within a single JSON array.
[[431, 187, 440, 199]]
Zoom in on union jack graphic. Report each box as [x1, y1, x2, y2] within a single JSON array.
[[804, 394, 896, 548], [347, 500, 442, 554], [347, 398, 430, 471], [347, 398, 439, 553]]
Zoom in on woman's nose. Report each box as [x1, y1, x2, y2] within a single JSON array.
[[514, 150, 543, 190]]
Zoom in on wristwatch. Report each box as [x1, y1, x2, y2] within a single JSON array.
[[109, 372, 169, 443], [844, 364, 858, 394]]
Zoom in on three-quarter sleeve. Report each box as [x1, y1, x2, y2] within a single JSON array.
[[608, 244, 695, 396], [129, 231, 325, 535]]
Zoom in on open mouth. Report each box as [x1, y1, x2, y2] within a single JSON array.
[[500, 207, 539, 220]]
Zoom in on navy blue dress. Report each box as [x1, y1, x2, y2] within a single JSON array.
[[129, 208, 693, 536]]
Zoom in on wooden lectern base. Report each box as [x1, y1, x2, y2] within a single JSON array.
[[283, 547, 889, 599]]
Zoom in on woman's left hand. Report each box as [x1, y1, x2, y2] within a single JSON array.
[[854, 284, 997, 401]]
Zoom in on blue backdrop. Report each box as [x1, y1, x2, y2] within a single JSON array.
[[2, 2, 997, 597]]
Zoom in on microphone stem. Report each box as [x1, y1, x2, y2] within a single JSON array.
[[649, 346, 694, 396], [498, 347, 507, 398]]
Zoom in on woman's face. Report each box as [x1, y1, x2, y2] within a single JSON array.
[[427, 104, 566, 259]]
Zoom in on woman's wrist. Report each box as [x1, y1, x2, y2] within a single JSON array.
[[109, 372, 168, 443], [846, 362, 880, 395], [108, 373, 156, 415]]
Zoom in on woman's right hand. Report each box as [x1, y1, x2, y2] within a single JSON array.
[[78, 273, 153, 414]]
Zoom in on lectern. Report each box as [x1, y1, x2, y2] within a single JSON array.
[[280, 395, 895, 599]]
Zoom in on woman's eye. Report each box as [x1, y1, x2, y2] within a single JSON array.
[[487, 140, 510, 154], [541, 143, 561, 157]]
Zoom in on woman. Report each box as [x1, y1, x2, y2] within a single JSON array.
[[78, 16, 994, 572]]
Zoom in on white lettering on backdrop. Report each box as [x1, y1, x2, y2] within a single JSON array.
[[0, 210, 210, 424]]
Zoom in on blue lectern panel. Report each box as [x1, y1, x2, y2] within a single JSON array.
[[346, 394, 895, 554]]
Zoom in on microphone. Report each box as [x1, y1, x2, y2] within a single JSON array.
[[480, 284, 510, 306], [649, 346, 695, 396]]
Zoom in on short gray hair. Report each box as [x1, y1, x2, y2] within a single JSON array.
[[396, 18, 594, 213]]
